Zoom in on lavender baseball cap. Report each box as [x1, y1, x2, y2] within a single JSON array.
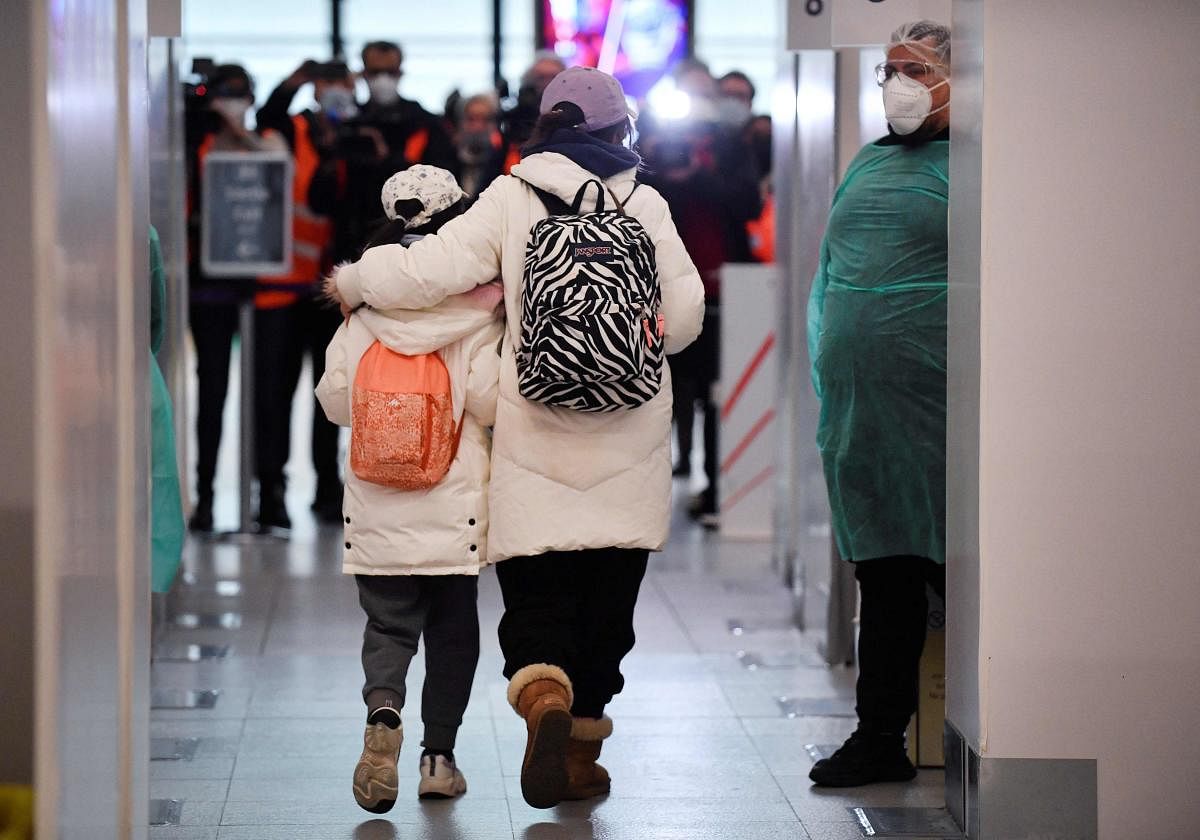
[[539, 66, 633, 132]]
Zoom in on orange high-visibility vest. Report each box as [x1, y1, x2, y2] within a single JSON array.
[[404, 128, 429, 165], [502, 141, 521, 175], [257, 114, 333, 309], [747, 191, 776, 264]]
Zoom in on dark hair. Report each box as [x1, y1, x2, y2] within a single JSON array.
[[360, 197, 471, 254], [361, 40, 403, 65], [719, 70, 756, 101], [523, 101, 628, 152], [210, 64, 254, 98]]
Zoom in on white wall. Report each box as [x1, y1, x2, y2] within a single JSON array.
[[948, 1, 1200, 834]]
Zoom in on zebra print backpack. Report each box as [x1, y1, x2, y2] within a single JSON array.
[[516, 178, 665, 412]]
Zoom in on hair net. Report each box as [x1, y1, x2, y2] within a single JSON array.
[[888, 20, 951, 66]]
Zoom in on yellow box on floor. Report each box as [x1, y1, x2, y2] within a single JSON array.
[[0, 785, 33, 840], [906, 591, 946, 769]]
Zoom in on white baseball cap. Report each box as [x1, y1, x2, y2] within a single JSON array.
[[380, 165, 465, 229]]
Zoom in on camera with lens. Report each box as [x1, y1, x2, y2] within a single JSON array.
[[184, 58, 219, 146], [329, 119, 379, 162]]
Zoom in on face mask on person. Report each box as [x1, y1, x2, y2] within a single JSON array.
[[457, 129, 493, 163], [882, 73, 948, 135], [319, 87, 357, 121], [716, 96, 752, 128], [367, 75, 400, 106], [211, 97, 250, 126]]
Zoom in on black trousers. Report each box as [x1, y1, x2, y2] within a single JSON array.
[[253, 298, 343, 494], [189, 301, 240, 500], [496, 549, 649, 719], [670, 305, 720, 503], [853, 556, 946, 734], [356, 574, 480, 751]]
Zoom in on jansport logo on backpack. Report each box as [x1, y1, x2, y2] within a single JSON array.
[[350, 341, 462, 490], [518, 178, 664, 412]]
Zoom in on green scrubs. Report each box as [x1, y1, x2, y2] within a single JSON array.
[[807, 136, 949, 564]]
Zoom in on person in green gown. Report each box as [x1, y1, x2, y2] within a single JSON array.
[[150, 227, 185, 594], [807, 20, 951, 788]]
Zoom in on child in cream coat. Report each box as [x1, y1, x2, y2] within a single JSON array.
[[316, 166, 503, 811]]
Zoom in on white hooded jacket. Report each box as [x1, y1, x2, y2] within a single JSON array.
[[335, 152, 706, 561], [316, 289, 504, 575]]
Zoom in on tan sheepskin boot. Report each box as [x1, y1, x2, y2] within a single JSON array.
[[563, 716, 613, 800], [508, 664, 574, 809]]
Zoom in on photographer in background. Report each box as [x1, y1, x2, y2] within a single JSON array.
[[309, 41, 456, 265], [251, 60, 356, 526], [640, 61, 763, 528], [498, 51, 566, 173], [184, 63, 287, 532], [452, 92, 505, 199]]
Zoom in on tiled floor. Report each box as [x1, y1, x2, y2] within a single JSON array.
[[153, 408, 950, 840]]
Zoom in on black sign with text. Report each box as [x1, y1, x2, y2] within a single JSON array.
[[201, 151, 292, 277]]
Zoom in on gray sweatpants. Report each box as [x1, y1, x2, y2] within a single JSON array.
[[355, 574, 480, 751]]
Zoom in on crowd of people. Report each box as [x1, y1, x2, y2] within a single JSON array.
[[185, 43, 772, 535], [179, 17, 951, 813]]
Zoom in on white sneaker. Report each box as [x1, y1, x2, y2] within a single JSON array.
[[417, 753, 468, 800]]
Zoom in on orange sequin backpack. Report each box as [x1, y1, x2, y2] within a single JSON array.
[[350, 341, 462, 490]]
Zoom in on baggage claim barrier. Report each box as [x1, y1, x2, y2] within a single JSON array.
[[716, 263, 779, 540]]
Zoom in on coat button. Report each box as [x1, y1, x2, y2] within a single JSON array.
[[470, 544, 477, 552], [468, 518, 476, 526], [345, 517, 351, 524], [345, 542, 352, 550]]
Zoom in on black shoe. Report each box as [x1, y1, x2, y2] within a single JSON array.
[[311, 481, 344, 524], [688, 489, 716, 520], [808, 730, 917, 787], [672, 462, 691, 478], [256, 486, 291, 531], [188, 498, 214, 533]]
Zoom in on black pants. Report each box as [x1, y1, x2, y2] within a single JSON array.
[[189, 301, 240, 500], [356, 574, 480, 751], [853, 556, 946, 734], [497, 549, 649, 719], [253, 298, 343, 495], [670, 305, 720, 505]]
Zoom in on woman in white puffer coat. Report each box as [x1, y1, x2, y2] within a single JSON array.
[[330, 67, 705, 810]]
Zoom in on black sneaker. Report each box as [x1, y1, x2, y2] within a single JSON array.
[[188, 497, 214, 533], [688, 489, 716, 520], [808, 730, 917, 787], [256, 486, 291, 531], [311, 481, 344, 525]]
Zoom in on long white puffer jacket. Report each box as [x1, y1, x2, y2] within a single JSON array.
[[335, 153, 706, 561], [316, 290, 503, 575]]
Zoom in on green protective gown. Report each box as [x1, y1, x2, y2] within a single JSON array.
[[807, 136, 949, 565], [150, 226, 186, 593]]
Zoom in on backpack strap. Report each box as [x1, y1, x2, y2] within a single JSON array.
[[520, 176, 623, 216], [606, 182, 641, 215], [528, 184, 573, 216], [448, 416, 465, 464], [571, 179, 606, 214]]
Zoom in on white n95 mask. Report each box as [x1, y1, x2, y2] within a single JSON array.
[[367, 75, 401, 106], [882, 73, 947, 135]]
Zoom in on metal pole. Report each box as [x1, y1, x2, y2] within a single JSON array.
[[237, 299, 256, 532], [331, 0, 344, 61], [491, 0, 502, 88], [166, 38, 190, 509]]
